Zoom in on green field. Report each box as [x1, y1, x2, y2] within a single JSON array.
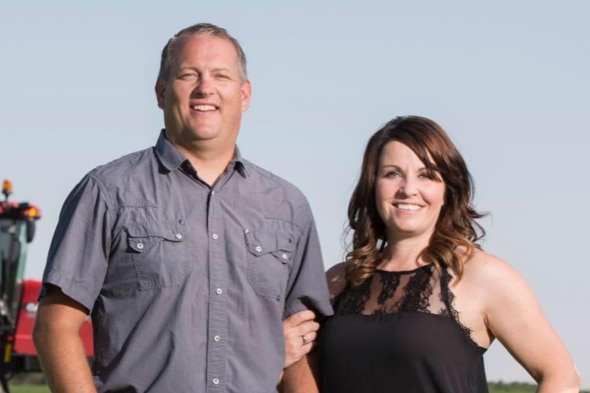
[[488, 381, 589, 393], [488, 381, 541, 392], [9, 386, 50, 393]]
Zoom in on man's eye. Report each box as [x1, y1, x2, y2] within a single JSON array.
[[179, 73, 197, 80]]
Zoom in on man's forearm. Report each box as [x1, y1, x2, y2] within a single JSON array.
[[35, 326, 97, 393], [33, 287, 97, 393]]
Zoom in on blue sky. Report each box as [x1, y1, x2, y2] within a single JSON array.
[[1, 0, 588, 386]]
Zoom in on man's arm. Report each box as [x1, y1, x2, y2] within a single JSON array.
[[281, 354, 319, 393], [283, 204, 333, 318], [33, 285, 97, 393]]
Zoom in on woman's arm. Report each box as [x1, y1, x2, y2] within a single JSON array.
[[283, 310, 320, 369], [478, 254, 580, 392]]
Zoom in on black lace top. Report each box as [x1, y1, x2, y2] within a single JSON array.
[[318, 264, 489, 393]]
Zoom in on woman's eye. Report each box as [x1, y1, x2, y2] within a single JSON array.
[[385, 171, 401, 178], [419, 171, 440, 180]]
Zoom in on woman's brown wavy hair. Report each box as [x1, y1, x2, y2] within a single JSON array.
[[345, 115, 486, 286]]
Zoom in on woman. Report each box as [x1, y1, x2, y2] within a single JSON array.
[[283, 116, 580, 393]]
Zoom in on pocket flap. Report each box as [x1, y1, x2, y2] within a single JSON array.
[[245, 230, 295, 255], [126, 221, 185, 242]]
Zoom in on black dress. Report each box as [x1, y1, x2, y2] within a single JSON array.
[[318, 264, 489, 393]]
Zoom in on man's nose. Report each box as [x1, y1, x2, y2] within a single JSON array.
[[195, 75, 213, 96]]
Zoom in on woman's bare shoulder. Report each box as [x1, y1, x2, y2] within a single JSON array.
[[462, 249, 529, 297], [464, 249, 518, 279]]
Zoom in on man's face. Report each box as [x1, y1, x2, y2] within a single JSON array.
[[156, 33, 251, 152]]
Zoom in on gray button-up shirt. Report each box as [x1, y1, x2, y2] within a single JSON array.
[[42, 131, 333, 393]]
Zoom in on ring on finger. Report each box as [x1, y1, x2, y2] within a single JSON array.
[[301, 334, 308, 346]]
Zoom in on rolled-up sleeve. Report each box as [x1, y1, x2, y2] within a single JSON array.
[[283, 202, 333, 319], [42, 174, 111, 312]]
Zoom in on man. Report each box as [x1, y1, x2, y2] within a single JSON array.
[[33, 23, 332, 393]]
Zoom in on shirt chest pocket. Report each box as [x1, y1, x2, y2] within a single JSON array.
[[245, 229, 295, 301], [126, 221, 189, 289]]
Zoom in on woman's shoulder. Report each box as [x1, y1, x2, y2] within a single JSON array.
[[450, 249, 534, 347], [325, 262, 348, 303], [461, 249, 528, 293], [464, 249, 514, 274]]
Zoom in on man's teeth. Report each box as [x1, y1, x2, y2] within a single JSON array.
[[193, 105, 216, 111], [396, 203, 421, 210]]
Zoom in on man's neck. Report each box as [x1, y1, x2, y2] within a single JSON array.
[[178, 144, 236, 187]]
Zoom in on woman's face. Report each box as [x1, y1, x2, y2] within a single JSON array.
[[375, 141, 446, 240]]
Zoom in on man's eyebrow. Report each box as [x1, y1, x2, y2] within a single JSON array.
[[212, 66, 235, 73]]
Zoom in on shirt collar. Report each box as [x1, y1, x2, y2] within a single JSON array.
[[154, 130, 186, 171], [154, 129, 249, 178], [232, 147, 249, 178]]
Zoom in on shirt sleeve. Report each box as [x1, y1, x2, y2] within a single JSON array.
[[41, 174, 111, 312], [283, 202, 333, 319]]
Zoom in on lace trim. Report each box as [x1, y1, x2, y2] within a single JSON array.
[[333, 276, 371, 314], [439, 268, 473, 338], [398, 266, 433, 313], [376, 270, 400, 307], [334, 264, 473, 338]]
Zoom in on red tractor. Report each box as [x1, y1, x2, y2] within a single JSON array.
[[0, 180, 93, 392]]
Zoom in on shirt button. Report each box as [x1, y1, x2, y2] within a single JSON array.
[[212, 233, 219, 240], [244, 229, 250, 234], [212, 378, 220, 385], [136, 243, 144, 250], [214, 335, 221, 342], [281, 253, 288, 260], [255, 246, 262, 253], [175, 233, 183, 240], [216, 288, 223, 295]]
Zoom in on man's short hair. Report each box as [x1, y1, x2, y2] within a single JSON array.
[[157, 23, 248, 83]]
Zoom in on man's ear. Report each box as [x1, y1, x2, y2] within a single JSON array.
[[155, 79, 166, 109], [241, 80, 252, 112]]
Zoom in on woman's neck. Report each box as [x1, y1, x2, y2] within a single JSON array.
[[379, 232, 432, 271]]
